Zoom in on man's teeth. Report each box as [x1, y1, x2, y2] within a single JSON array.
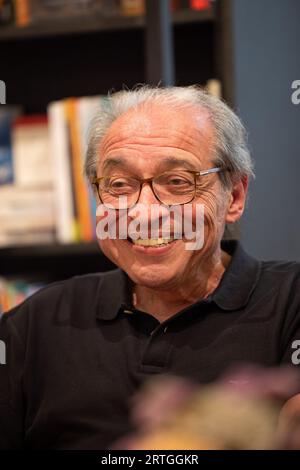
[[131, 237, 174, 247]]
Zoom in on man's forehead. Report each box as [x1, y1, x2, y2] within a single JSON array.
[[97, 107, 215, 175], [100, 103, 213, 154], [102, 155, 201, 172]]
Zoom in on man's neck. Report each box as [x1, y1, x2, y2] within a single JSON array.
[[132, 249, 231, 323]]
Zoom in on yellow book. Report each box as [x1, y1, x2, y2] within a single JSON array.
[[65, 98, 93, 242]]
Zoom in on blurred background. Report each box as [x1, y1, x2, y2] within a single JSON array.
[[0, 0, 300, 311]]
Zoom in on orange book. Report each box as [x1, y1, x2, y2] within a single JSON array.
[[120, 0, 145, 16], [14, 0, 30, 26], [65, 99, 93, 242]]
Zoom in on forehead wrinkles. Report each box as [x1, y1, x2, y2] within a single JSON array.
[[100, 105, 215, 158]]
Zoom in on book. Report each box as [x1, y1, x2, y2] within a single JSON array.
[[0, 276, 44, 314], [0, 0, 15, 25], [65, 98, 93, 242], [26, 0, 119, 23], [189, 0, 211, 10], [206, 79, 222, 98], [0, 105, 22, 186], [0, 185, 55, 246], [13, 0, 30, 26], [48, 95, 104, 244], [170, 0, 181, 11], [48, 100, 77, 244], [0, 112, 57, 247], [77, 95, 103, 237], [0, 95, 103, 247], [12, 114, 53, 188], [120, 0, 145, 17]]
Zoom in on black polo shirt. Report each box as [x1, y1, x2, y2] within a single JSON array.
[[1, 240, 300, 449]]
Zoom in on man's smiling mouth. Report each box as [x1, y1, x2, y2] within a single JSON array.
[[127, 236, 175, 247]]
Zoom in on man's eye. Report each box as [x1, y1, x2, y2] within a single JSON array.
[[110, 180, 128, 188], [169, 179, 185, 185], [108, 179, 137, 192], [167, 177, 192, 186]]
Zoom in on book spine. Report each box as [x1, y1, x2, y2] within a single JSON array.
[[120, 0, 145, 16], [63, 100, 81, 243], [48, 101, 76, 243], [0, 277, 44, 313], [77, 96, 103, 241], [189, 0, 210, 10], [0, 0, 15, 25], [65, 98, 93, 242], [13, 0, 30, 26]]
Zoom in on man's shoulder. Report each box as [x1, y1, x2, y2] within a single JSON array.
[[260, 258, 300, 283], [255, 257, 300, 306], [222, 240, 300, 306], [1, 268, 123, 328]]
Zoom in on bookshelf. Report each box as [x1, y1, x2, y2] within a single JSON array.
[[0, 6, 218, 114], [0, 8, 215, 40], [0, 242, 115, 282]]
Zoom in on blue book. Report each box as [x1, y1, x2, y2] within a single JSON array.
[[0, 106, 22, 186]]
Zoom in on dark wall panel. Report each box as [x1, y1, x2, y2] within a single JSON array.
[[232, 0, 300, 261]]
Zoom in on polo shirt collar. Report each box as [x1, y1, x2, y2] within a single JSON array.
[[95, 268, 134, 321], [209, 240, 261, 310], [96, 239, 261, 320]]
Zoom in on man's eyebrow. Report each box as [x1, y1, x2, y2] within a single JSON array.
[[158, 157, 198, 170], [101, 156, 198, 172], [102, 157, 126, 171]]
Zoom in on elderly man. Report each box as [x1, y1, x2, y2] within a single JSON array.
[[0, 85, 300, 450]]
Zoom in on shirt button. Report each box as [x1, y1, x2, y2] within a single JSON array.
[[163, 326, 168, 333], [124, 309, 133, 314]]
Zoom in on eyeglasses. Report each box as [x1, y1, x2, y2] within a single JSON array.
[[92, 167, 228, 209]]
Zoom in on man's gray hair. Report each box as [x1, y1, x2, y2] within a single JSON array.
[[85, 85, 254, 189]]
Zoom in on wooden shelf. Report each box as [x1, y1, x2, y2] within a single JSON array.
[[0, 8, 215, 41], [0, 241, 116, 280], [0, 241, 100, 258]]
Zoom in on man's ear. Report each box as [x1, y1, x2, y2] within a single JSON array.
[[225, 175, 248, 224]]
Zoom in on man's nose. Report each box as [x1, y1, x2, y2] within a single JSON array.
[[127, 183, 158, 227], [136, 182, 159, 206], [127, 183, 172, 236]]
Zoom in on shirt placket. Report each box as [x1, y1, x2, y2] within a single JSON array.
[[140, 323, 173, 373]]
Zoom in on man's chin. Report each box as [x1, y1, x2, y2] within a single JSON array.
[[125, 265, 179, 289]]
